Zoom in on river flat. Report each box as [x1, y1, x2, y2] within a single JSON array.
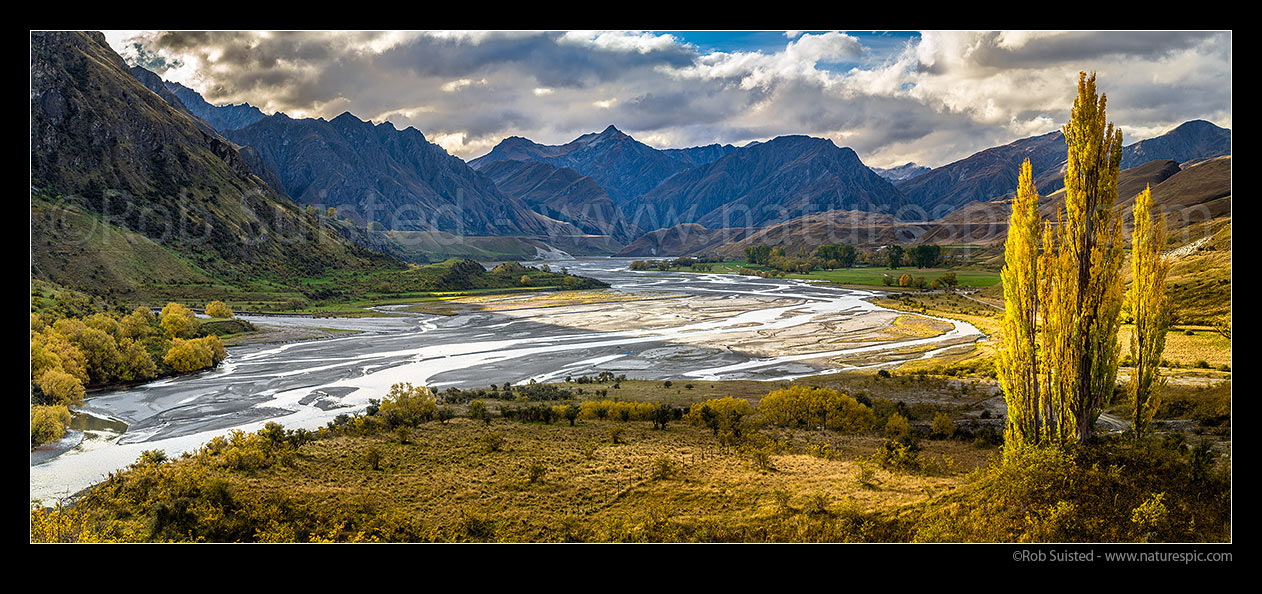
[[30, 258, 980, 503]]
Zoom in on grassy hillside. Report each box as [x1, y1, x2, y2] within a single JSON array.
[[31, 32, 402, 304]]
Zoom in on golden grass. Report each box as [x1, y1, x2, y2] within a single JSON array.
[[1119, 325, 1232, 368], [194, 417, 993, 541]]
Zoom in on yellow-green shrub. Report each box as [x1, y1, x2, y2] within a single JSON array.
[[31, 404, 72, 447], [205, 301, 234, 319], [160, 302, 200, 339], [758, 385, 876, 432], [378, 382, 437, 427], [163, 335, 226, 373], [35, 368, 86, 407]]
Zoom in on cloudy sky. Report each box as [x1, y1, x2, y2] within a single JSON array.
[[103, 30, 1232, 169]]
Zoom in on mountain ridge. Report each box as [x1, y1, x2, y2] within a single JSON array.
[[222, 110, 579, 237], [626, 135, 912, 230], [30, 30, 398, 295], [469, 125, 739, 205]]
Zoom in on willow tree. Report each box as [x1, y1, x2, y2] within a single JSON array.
[[1126, 185, 1170, 437], [998, 159, 1043, 450], [1041, 72, 1127, 443]]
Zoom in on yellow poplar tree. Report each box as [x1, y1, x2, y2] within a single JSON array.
[[998, 158, 1043, 450], [1042, 71, 1127, 443], [1127, 185, 1170, 437]]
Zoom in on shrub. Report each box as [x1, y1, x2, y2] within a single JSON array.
[[873, 439, 921, 472], [912, 442, 1229, 542], [35, 368, 86, 407], [651, 403, 673, 430], [135, 449, 168, 467], [1130, 493, 1169, 540], [454, 507, 499, 541], [685, 397, 752, 435], [159, 302, 199, 339], [477, 432, 506, 452], [930, 412, 956, 439], [503, 403, 557, 424], [30, 404, 72, 448], [854, 460, 879, 489], [162, 336, 226, 374], [436, 407, 456, 424], [884, 413, 911, 442], [205, 301, 234, 319], [468, 400, 489, 424], [526, 460, 547, 484], [650, 456, 679, 480], [202, 428, 297, 471], [579, 400, 654, 422], [804, 492, 831, 516], [377, 383, 437, 427], [552, 403, 579, 425], [806, 441, 841, 461], [580, 442, 598, 460], [759, 385, 875, 431]]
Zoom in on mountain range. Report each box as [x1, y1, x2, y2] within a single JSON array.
[[626, 135, 911, 229], [220, 111, 576, 238], [140, 63, 1231, 242], [31, 31, 1233, 287], [469, 125, 739, 206]]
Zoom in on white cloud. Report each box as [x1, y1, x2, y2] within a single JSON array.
[[559, 30, 683, 53], [663, 31, 863, 90], [440, 78, 486, 92]]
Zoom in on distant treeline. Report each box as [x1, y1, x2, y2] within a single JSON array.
[[630, 243, 949, 277]]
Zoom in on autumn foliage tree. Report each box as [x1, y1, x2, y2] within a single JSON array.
[[160, 302, 200, 339], [1043, 71, 1127, 444], [998, 159, 1043, 450], [999, 72, 1127, 449], [1126, 185, 1170, 437], [162, 336, 227, 373], [205, 301, 234, 319]]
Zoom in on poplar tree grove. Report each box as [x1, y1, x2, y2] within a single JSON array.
[[999, 72, 1129, 449]]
